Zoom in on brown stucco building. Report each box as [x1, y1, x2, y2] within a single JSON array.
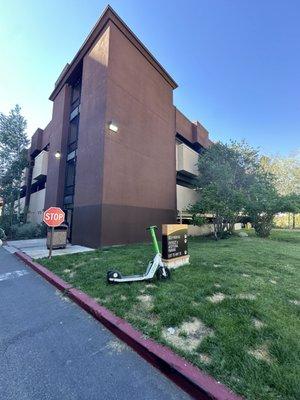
[[21, 5, 212, 248]]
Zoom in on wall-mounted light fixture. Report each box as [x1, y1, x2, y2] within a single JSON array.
[[54, 151, 61, 159], [108, 121, 119, 133]]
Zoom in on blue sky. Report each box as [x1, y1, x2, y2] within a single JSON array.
[[0, 0, 299, 155]]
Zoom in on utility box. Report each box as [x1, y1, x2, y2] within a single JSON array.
[[47, 224, 68, 249], [162, 224, 189, 268]]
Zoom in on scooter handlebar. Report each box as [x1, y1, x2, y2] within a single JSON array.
[[146, 225, 158, 231]]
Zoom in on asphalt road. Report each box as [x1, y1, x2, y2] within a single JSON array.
[[0, 248, 190, 400]]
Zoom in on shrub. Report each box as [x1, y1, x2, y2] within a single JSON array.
[[252, 215, 274, 238], [10, 223, 47, 240]]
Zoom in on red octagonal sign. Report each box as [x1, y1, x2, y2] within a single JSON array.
[[43, 207, 65, 228]]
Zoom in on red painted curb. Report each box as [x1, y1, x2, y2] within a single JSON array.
[[15, 252, 72, 293], [16, 251, 243, 400]]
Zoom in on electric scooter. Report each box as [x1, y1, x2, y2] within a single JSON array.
[[106, 226, 170, 284]]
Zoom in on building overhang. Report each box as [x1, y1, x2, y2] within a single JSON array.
[[49, 5, 178, 101]]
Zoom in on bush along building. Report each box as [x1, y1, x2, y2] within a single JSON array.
[[21, 5, 213, 248]]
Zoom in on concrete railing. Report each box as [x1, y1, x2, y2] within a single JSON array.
[[176, 184, 198, 212], [32, 150, 48, 181], [27, 189, 46, 224], [176, 143, 199, 176]]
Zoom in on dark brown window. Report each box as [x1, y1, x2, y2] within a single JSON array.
[[65, 160, 75, 188], [69, 116, 79, 145], [72, 81, 80, 101]]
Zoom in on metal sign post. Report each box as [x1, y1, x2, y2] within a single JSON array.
[[43, 207, 65, 259], [48, 227, 54, 259]]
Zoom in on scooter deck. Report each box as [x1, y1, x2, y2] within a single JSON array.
[[110, 273, 155, 283]]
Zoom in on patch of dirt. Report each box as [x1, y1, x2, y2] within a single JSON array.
[[145, 283, 157, 289], [198, 353, 212, 364], [207, 292, 226, 303], [120, 295, 127, 301], [62, 268, 76, 278], [242, 273, 250, 278], [106, 339, 128, 354], [236, 293, 256, 300], [269, 279, 277, 285], [162, 318, 214, 352], [248, 344, 272, 363], [207, 292, 257, 303], [282, 265, 295, 272], [213, 264, 222, 268], [74, 262, 86, 269], [214, 283, 221, 288], [252, 318, 265, 329], [289, 299, 300, 306], [101, 295, 112, 304], [147, 313, 160, 324], [125, 306, 159, 324], [93, 297, 101, 303], [137, 294, 153, 310]]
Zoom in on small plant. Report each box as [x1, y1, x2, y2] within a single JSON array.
[[178, 330, 188, 339], [10, 223, 47, 240]]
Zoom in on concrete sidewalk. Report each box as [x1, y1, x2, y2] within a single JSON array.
[[4, 238, 93, 258], [0, 247, 190, 400]]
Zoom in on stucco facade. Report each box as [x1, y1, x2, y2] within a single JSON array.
[[23, 6, 213, 248]]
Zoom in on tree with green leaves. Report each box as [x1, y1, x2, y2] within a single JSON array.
[[190, 141, 259, 239], [260, 153, 300, 228], [244, 170, 285, 237], [191, 140, 290, 239], [0, 105, 29, 229], [260, 153, 300, 196]]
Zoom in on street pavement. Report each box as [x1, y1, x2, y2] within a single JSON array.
[[0, 247, 191, 400]]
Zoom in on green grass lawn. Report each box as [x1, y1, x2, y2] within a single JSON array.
[[40, 230, 300, 400]]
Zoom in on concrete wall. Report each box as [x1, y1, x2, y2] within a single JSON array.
[[188, 223, 242, 237], [176, 185, 198, 212], [25, 7, 216, 248], [175, 108, 213, 149], [27, 189, 46, 224], [32, 150, 48, 181], [44, 85, 71, 210], [99, 22, 177, 246], [188, 224, 214, 236], [176, 143, 199, 176], [175, 109, 194, 143], [72, 26, 110, 248]]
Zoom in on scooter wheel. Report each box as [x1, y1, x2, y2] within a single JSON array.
[[107, 270, 121, 284], [156, 266, 171, 281]]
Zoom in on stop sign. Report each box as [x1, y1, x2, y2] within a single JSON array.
[[43, 207, 65, 228]]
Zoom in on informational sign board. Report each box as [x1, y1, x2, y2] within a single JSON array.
[[43, 207, 65, 258], [162, 224, 189, 268]]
